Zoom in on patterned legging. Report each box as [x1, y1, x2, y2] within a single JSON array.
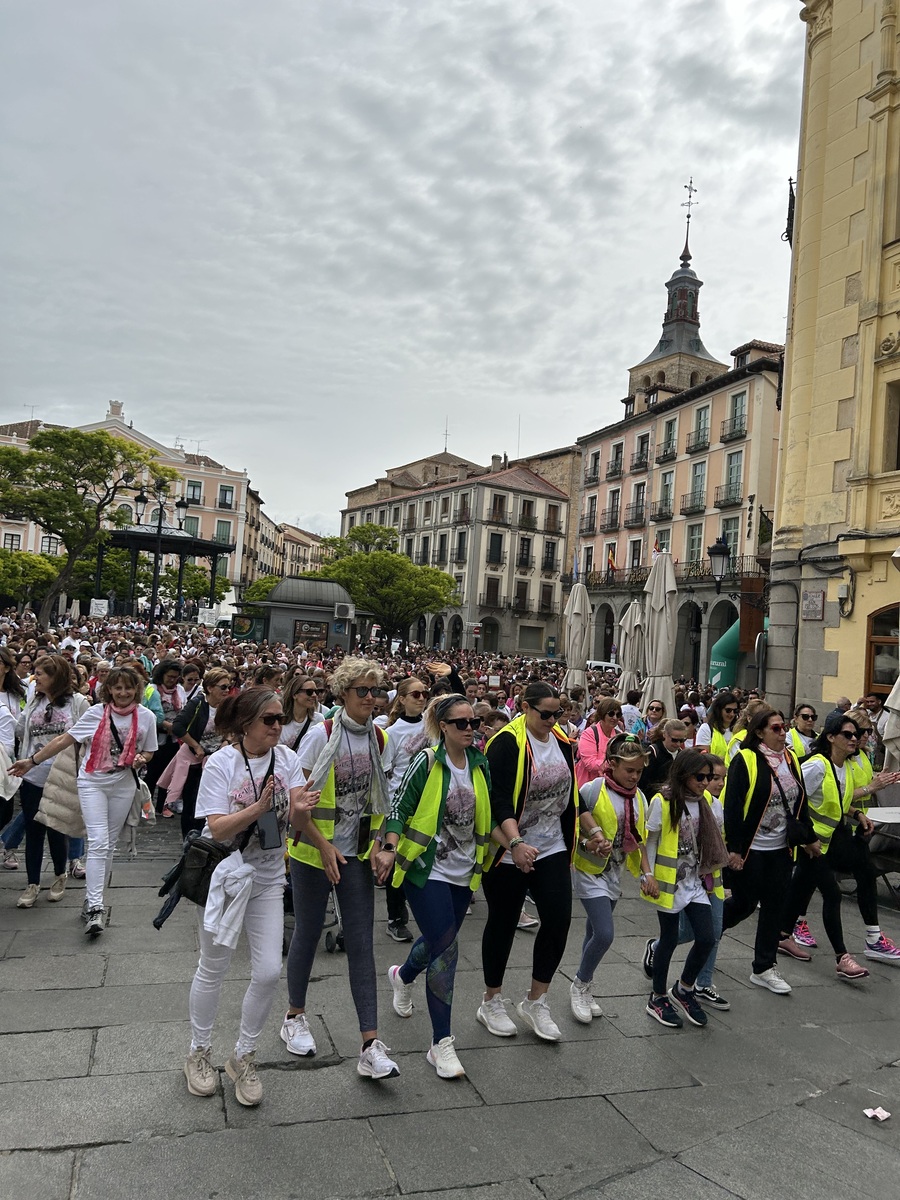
[[399, 879, 471, 1042]]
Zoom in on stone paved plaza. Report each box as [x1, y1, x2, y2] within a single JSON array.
[[3, 822, 900, 1200]]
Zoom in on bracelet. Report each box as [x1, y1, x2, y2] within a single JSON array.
[[508, 836, 525, 851], [30, 755, 38, 767]]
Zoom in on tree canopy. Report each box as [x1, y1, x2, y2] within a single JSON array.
[[242, 574, 281, 605], [159, 562, 230, 606], [0, 550, 60, 610], [0, 428, 176, 626], [307, 550, 455, 641], [319, 522, 399, 559]]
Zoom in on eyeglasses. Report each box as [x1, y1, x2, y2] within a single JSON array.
[[535, 708, 564, 721], [352, 686, 387, 698], [799, 712, 817, 720], [694, 772, 714, 782], [407, 691, 428, 700], [299, 687, 324, 696], [443, 717, 482, 731], [260, 713, 285, 726], [766, 724, 786, 733], [837, 730, 859, 741]]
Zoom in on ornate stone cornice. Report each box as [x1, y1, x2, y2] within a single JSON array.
[[800, 0, 834, 51]]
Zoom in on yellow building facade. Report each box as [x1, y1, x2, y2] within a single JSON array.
[[768, 0, 900, 709]]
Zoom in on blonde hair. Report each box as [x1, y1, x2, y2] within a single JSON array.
[[605, 733, 649, 766], [424, 694, 470, 742], [845, 706, 873, 732], [386, 676, 429, 727], [329, 656, 386, 698]]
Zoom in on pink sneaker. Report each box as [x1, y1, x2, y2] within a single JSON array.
[[835, 953, 869, 981], [792, 919, 817, 948], [864, 935, 900, 964]]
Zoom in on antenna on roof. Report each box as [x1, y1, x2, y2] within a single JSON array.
[[443, 416, 449, 452], [517, 414, 521, 458], [173, 437, 184, 451], [23, 405, 36, 421], [192, 440, 204, 456]]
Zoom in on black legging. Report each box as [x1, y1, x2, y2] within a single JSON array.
[[146, 739, 179, 810], [653, 902, 715, 996], [180, 763, 205, 839], [723, 848, 792, 974], [481, 850, 572, 988], [783, 826, 879, 956]]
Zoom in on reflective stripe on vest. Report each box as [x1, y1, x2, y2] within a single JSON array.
[[807, 754, 853, 852], [571, 780, 647, 879], [643, 793, 679, 909], [851, 753, 874, 813], [391, 753, 492, 891]]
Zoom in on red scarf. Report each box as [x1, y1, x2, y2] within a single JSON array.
[[85, 704, 139, 773], [601, 763, 641, 854]]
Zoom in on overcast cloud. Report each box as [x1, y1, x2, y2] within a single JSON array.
[[0, 0, 804, 532]]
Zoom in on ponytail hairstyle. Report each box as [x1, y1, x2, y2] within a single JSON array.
[[424, 693, 470, 742], [215, 687, 279, 737], [387, 677, 429, 727], [649, 717, 687, 746]]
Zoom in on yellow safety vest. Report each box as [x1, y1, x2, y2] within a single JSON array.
[[806, 753, 854, 853], [707, 727, 729, 758], [289, 725, 388, 869], [725, 729, 746, 761], [391, 751, 493, 891], [787, 727, 809, 759], [850, 753, 874, 813], [571, 780, 647, 878], [642, 793, 725, 908]]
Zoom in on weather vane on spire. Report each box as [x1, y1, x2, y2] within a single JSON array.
[[680, 176, 697, 266]]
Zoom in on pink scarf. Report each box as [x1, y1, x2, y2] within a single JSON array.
[[158, 684, 182, 711], [601, 763, 641, 855], [85, 704, 139, 773]]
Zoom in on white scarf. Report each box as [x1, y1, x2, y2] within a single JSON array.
[[308, 707, 391, 815]]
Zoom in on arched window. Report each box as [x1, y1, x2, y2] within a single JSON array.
[[867, 603, 900, 695], [690, 371, 699, 387], [641, 375, 652, 389], [656, 371, 666, 385], [116, 503, 133, 523]]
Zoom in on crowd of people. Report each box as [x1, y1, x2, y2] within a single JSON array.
[[1, 605, 899, 1106]]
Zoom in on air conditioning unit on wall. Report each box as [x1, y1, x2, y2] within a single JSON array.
[[334, 602, 355, 620]]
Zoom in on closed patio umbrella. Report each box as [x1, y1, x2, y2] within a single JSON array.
[[640, 553, 678, 720], [617, 598, 645, 702], [562, 582, 592, 694]]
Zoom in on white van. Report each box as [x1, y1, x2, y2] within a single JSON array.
[[585, 660, 622, 675]]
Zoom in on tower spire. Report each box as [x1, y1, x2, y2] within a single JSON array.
[[680, 176, 698, 267]]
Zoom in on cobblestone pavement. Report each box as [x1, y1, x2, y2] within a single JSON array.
[[3, 821, 900, 1199]]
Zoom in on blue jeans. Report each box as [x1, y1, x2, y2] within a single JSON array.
[[68, 837, 85, 860], [400, 880, 471, 1042], [1, 808, 26, 851]]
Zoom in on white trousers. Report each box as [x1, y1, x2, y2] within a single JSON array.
[[189, 882, 284, 1058], [77, 773, 135, 910]]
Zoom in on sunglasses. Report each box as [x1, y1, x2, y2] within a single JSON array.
[[695, 772, 714, 782], [260, 713, 285, 726], [837, 730, 859, 740], [668, 737, 687, 744], [535, 709, 564, 721], [647, 705, 663, 711], [767, 724, 786, 733], [299, 687, 324, 696], [407, 691, 428, 700], [723, 706, 738, 714], [443, 717, 482, 731], [352, 686, 387, 698], [799, 712, 817, 720]]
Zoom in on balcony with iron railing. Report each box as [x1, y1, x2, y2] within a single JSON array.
[[452, 508, 472, 525], [518, 514, 538, 531], [453, 549, 467, 564], [509, 598, 533, 614], [540, 556, 559, 574], [479, 591, 507, 610], [721, 415, 747, 442], [579, 514, 597, 535], [544, 519, 562, 534], [578, 554, 766, 592], [714, 483, 743, 508], [599, 506, 620, 532], [630, 450, 649, 473], [624, 502, 646, 527], [485, 551, 507, 567], [650, 499, 673, 522], [686, 428, 710, 454], [680, 490, 706, 515], [415, 551, 430, 565], [537, 598, 558, 615], [655, 440, 677, 464], [432, 550, 449, 565], [486, 508, 510, 526], [606, 459, 624, 480], [216, 497, 233, 510], [515, 553, 534, 569], [583, 466, 600, 486], [403, 517, 417, 531]]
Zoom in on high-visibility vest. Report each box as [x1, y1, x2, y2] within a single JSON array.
[[289, 721, 388, 869], [571, 780, 647, 879], [707, 727, 729, 758], [787, 727, 810, 759], [725, 729, 746, 762], [642, 793, 725, 908], [391, 751, 492, 891], [805, 753, 854, 854], [703, 789, 726, 900], [850, 752, 874, 813]]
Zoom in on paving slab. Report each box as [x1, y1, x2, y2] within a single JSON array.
[[0, 952, 105, 990], [677, 1106, 900, 1199], [369, 1097, 659, 1192], [0, 1150, 75, 1200], [609, 1078, 819, 1153], [1, 980, 246, 1033], [74, 1121, 393, 1200], [7, 921, 198, 959], [0, 1070, 225, 1150], [401, 1185, 543, 1200], [826, 1018, 900, 1064], [544, 1158, 746, 1200], [0, 1029, 94, 1082], [801, 1065, 900, 1150]]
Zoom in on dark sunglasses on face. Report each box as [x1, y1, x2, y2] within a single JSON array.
[[837, 729, 859, 740], [536, 708, 564, 721], [767, 723, 786, 733], [668, 737, 686, 744], [443, 717, 482, 731], [352, 686, 387, 698], [695, 772, 714, 782], [723, 706, 738, 714], [260, 713, 285, 726], [799, 712, 817, 720], [647, 705, 663, 712], [407, 691, 428, 700], [299, 687, 324, 696]]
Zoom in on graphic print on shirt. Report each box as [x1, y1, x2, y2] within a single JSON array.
[[434, 774, 476, 867], [395, 725, 429, 764], [756, 797, 787, 839], [519, 754, 570, 843], [230, 771, 292, 832], [333, 749, 373, 831], [676, 811, 701, 884], [29, 710, 72, 754]]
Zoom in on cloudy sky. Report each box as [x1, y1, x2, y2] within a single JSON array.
[[1, 0, 804, 533]]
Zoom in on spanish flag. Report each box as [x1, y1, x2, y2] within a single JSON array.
[[607, 545, 617, 572]]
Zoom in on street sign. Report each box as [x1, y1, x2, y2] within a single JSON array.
[[472, 624, 482, 637]]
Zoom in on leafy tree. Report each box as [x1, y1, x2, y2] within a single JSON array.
[[68, 547, 154, 605], [242, 574, 281, 605], [0, 429, 177, 627], [159, 562, 230, 606], [0, 550, 60, 610], [320, 523, 399, 560], [307, 551, 455, 641]]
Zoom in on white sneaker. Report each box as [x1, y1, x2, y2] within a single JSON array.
[[749, 967, 792, 995], [184, 1046, 217, 1096], [517, 910, 540, 930], [48, 874, 67, 902], [569, 978, 594, 1024], [388, 964, 414, 1017], [476, 994, 517, 1037], [357, 1039, 399, 1079], [280, 1012, 316, 1057], [427, 1036, 466, 1079], [516, 995, 562, 1041], [590, 998, 603, 1018]]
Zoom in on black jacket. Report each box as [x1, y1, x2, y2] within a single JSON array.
[[723, 747, 810, 857], [171, 694, 210, 746], [484, 720, 578, 855], [639, 743, 677, 799]]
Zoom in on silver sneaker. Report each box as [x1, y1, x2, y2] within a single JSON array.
[[476, 994, 517, 1037], [388, 964, 414, 1017], [749, 967, 792, 995], [84, 908, 105, 938], [516, 995, 562, 1041], [357, 1039, 399, 1079], [184, 1046, 217, 1096], [280, 1012, 316, 1056]]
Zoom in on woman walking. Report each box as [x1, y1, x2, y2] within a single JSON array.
[[695, 692, 739, 758], [278, 673, 325, 752], [478, 681, 578, 1041], [377, 694, 493, 1078], [575, 697, 623, 787], [185, 688, 319, 1106]]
